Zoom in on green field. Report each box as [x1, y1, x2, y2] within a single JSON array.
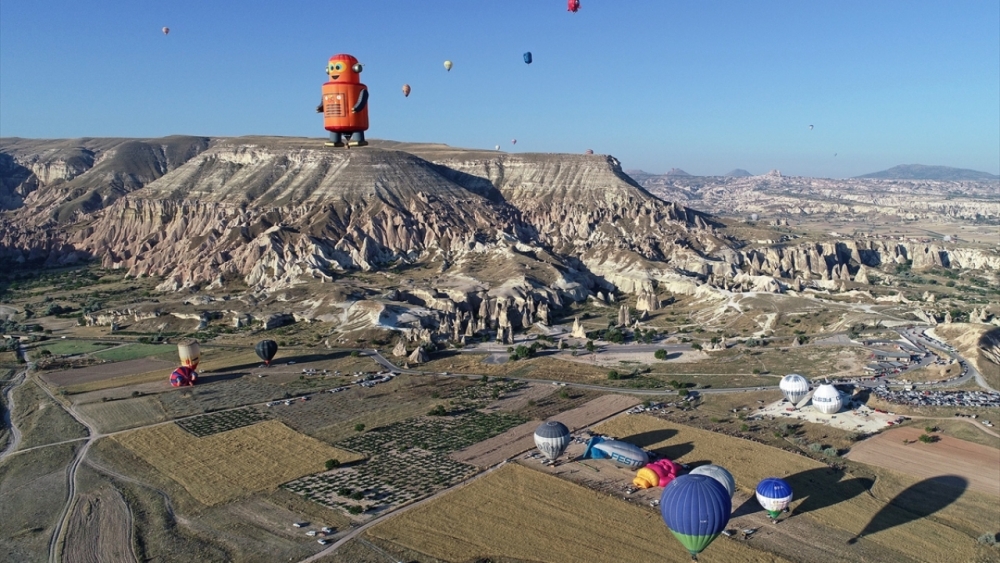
[[35, 340, 113, 356], [93, 343, 174, 362]]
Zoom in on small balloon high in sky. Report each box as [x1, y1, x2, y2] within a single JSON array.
[[1, 1, 997, 177]]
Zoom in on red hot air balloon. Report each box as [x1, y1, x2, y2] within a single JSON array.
[[568, 0, 580, 13], [170, 366, 197, 387], [162, 27, 170, 35]]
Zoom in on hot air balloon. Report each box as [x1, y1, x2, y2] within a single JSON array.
[[661, 475, 732, 560], [162, 27, 170, 35], [320, 54, 369, 147], [633, 458, 681, 489], [811, 384, 843, 414], [534, 421, 571, 461], [523, 52, 533, 64], [690, 465, 736, 499], [443, 60, 453, 71], [495, 145, 500, 151], [170, 365, 196, 387], [568, 0, 580, 13], [402, 84, 411, 97], [808, 125, 814, 130], [255, 340, 279, 366], [177, 340, 201, 371], [582, 436, 648, 468], [585, 149, 593, 154], [511, 139, 517, 145], [756, 477, 793, 522], [779, 374, 810, 407]]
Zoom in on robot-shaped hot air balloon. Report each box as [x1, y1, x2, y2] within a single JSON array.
[[317, 54, 369, 147]]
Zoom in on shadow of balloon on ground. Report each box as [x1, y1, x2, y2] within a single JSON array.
[[847, 475, 967, 544], [196, 371, 249, 384], [785, 467, 874, 516], [731, 494, 765, 519], [620, 428, 678, 448], [648, 441, 694, 463]]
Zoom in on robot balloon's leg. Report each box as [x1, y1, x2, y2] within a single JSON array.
[[325, 132, 345, 148], [347, 131, 368, 147]]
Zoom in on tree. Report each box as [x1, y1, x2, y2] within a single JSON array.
[[740, 423, 750, 432], [325, 459, 340, 470], [607, 370, 620, 380], [354, 423, 365, 432], [823, 447, 839, 457], [585, 340, 596, 353], [677, 389, 689, 397], [350, 350, 360, 357], [691, 343, 703, 351], [428, 404, 448, 416], [654, 349, 668, 360]]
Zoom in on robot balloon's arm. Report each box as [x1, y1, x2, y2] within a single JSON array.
[[316, 99, 324, 113], [352, 89, 368, 113]]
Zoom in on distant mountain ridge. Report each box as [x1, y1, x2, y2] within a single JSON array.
[[724, 169, 752, 177], [856, 164, 999, 181]]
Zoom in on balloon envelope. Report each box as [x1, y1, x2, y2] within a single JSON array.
[[402, 84, 411, 97], [756, 477, 793, 518], [177, 340, 200, 370], [812, 384, 843, 414], [170, 366, 196, 387], [533, 421, 571, 460], [443, 60, 452, 71], [582, 436, 648, 468], [779, 374, 810, 407], [567, 0, 580, 12], [690, 464, 736, 499], [661, 475, 732, 557], [162, 27, 169, 35], [511, 139, 517, 145], [585, 149, 593, 154], [255, 340, 278, 365], [633, 458, 681, 489], [523, 52, 532, 64]]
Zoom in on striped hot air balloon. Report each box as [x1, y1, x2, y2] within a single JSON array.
[[779, 374, 810, 407], [170, 366, 197, 387], [756, 477, 793, 521], [661, 474, 732, 560]]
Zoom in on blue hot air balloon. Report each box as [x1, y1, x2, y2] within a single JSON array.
[[660, 474, 732, 560], [523, 52, 533, 64], [756, 477, 793, 522]]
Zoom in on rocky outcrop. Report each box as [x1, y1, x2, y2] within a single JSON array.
[[408, 346, 428, 364], [392, 339, 407, 357], [571, 316, 587, 339]]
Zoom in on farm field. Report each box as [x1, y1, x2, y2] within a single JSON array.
[[114, 420, 362, 505], [591, 414, 999, 563], [452, 394, 640, 468], [62, 486, 135, 563], [92, 343, 175, 362], [12, 379, 88, 449], [366, 463, 791, 563], [41, 357, 175, 389], [175, 407, 271, 437], [35, 339, 114, 356], [845, 426, 1000, 497], [285, 411, 527, 516], [926, 419, 1000, 449], [75, 395, 169, 434]]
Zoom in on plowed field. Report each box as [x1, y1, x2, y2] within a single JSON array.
[[846, 426, 1000, 497]]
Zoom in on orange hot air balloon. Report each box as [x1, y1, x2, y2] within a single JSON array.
[[402, 84, 411, 97], [162, 27, 170, 35], [318, 54, 369, 147]]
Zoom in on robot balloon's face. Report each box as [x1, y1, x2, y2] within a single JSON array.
[[327, 55, 362, 83]]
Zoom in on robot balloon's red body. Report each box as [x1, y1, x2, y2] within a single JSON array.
[[318, 54, 369, 147]]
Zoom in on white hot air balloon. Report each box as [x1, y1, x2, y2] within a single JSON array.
[[779, 374, 810, 407], [495, 145, 500, 151], [811, 384, 843, 414], [690, 464, 736, 499], [534, 421, 571, 461]]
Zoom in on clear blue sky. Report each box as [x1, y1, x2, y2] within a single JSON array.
[[2, 1, 998, 177]]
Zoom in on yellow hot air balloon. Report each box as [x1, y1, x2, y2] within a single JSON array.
[[402, 84, 411, 97], [443, 60, 453, 71]]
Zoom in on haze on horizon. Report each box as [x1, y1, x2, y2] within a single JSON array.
[[1, 0, 997, 178]]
